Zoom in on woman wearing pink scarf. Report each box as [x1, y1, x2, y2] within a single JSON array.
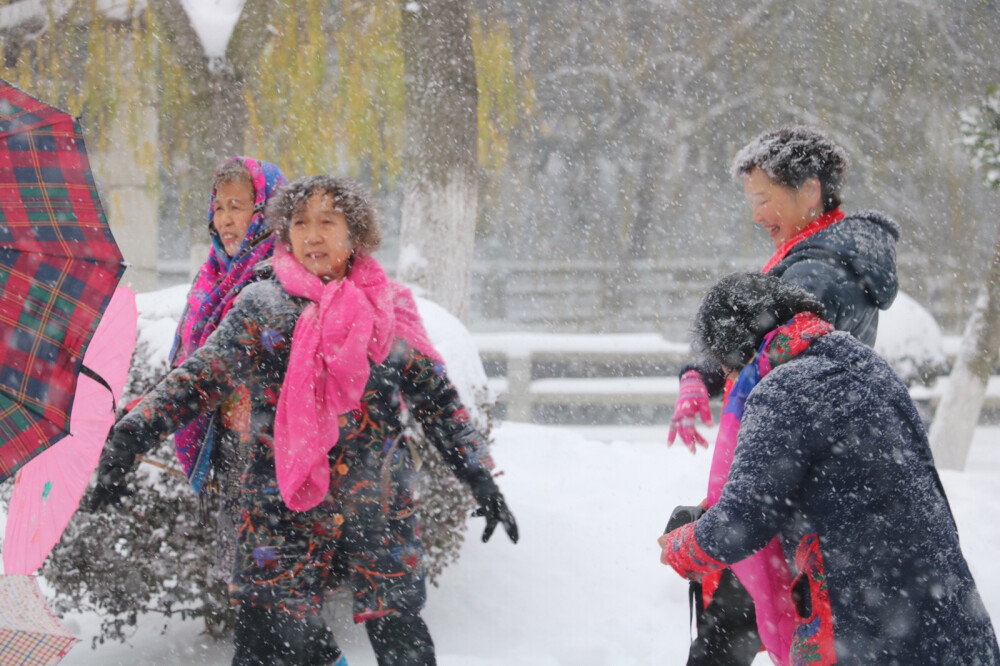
[[93, 175, 517, 666]]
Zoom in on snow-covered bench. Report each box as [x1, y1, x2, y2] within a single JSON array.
[[473, 324, 1000, 425], [473, 332, 691, 422]]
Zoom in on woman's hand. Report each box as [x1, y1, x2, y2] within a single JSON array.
[[467, 471, 519, 543], [667, 370, 713, 453], [658, 521, 725, 581], [473, 492, 519, 543], [88, 430, 142, 511]]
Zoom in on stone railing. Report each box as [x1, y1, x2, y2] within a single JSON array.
[[473, 332, 1000, 426]]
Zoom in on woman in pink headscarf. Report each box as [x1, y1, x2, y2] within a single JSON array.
[[113, 157, 287, 585], [93, 175, 517, 666]]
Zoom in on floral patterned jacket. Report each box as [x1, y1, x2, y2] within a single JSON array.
[[115, 278, 495, 585]]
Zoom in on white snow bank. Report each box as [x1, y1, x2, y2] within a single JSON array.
[[875, 291, 946, 383], [133, 284, 189, 371], [415, 297, 493, 408], [44, 423, 1000, 665]]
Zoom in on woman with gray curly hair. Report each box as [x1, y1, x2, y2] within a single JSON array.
[[665, 126, 902, 666], [92, 175, 518, 666]]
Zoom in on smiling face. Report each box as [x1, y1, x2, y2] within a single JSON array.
[[743, 168, 822, 249], [288, 192, 353, 281], [212, 180, 256, 257]]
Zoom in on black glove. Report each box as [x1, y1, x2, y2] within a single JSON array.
[[88, 430, 142, 511], [664, 504, 705, 534], [467, 471, 518, 543]]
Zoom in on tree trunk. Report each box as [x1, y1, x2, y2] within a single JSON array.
[[929, 230, 1000, 470], [151, 0, 271, 253], [397, 0, 479, 322], [96, 105, 160, 292]]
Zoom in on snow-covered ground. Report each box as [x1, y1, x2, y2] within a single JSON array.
[[28, 421, 995, 665], [2, 284, 995, 664]]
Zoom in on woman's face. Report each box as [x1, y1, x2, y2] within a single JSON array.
[[743, 168, 822, 249], [289, 192, 353, 282], [212, 180, 256, 257]]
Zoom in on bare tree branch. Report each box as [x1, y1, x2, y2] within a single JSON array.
[[149, 0, 208, 78], [226, 0, 276, 78]]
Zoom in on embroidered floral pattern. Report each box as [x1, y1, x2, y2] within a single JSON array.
[[119, 280, 493, 622], [790, 533, 837, 665]]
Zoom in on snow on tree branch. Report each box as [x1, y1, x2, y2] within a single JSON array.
[[960, 87, 1000, 190]]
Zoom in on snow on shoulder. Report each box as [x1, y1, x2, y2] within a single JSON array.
[[178, 0, 244, 59], [414, 296, 494, 412]]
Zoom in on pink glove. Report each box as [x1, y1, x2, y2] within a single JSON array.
[[657, 521, 726, 581], [668, 370, 713, 453]]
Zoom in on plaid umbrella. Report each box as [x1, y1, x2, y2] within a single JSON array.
[[0, 78, 126, 482]]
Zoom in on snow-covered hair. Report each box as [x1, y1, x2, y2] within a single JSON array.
[[266, 175, 382, 251], [212, 158, 255, 197], [731, 125, 849, 212], [694, 272, 827, 370]]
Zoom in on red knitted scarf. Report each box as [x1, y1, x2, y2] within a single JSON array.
[[761, 208, 844, 274]]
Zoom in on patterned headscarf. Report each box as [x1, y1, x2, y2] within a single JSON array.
[[172, 157, 287, 365]]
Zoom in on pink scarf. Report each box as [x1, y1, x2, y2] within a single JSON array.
[[271, 243, 441, 511]]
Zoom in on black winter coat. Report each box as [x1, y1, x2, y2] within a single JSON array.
[[695, 332, 1000, 666], [688, 210, 900, 395]]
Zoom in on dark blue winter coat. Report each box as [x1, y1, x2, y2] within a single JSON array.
[[688, 209, 900, 395], [694, 331, 1000, 665]]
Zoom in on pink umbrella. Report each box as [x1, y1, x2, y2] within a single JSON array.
[[0, 574, 76, 664], [4, 286, 137, 575]]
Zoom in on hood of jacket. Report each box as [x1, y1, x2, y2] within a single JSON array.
[[787, 209, 900, 309]]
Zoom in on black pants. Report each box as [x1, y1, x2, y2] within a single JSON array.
[[366, 612, 436, 666], [686, 568, 761, 666], [232, 603, 435, 666]]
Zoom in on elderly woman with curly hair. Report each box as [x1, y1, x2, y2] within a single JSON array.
[[92, 175, 518, 666], [670, 125, 901, 451]]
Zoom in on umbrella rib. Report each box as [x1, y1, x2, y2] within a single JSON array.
[[80, 365, 118, 413]]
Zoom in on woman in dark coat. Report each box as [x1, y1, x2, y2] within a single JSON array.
[[164, 156, 287, 580], [169, 156, 287, 493], [660, 272, 1000, 666], [92, 175, 518, 666]]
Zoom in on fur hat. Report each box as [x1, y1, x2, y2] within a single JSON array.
[[693, 272, 827, 370]]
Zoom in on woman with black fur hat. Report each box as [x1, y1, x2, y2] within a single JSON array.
[[659, 272, 1000, 666]]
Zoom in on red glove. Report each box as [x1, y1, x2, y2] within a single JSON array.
[[667, 370, 713, 453], [657, 521, 726, 581]]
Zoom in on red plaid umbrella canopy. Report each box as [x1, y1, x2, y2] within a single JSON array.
[[0, 78, 126, 482]]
